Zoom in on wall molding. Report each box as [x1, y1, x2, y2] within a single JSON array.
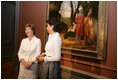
[[61, 57, 117, 72], [61, 65, 109, 79]]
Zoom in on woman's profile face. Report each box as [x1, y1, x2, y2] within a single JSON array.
[[46, 23, 53, 34], [25, 27, 33, 37]]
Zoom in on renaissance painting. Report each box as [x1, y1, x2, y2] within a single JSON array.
[[46, 1, 108, 60]]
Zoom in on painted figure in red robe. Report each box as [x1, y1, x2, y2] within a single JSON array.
[[75, 5, 84, 41]]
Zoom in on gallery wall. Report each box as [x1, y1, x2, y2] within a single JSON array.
[[18, 1, 46, 52], [18, 1, 117, 78]]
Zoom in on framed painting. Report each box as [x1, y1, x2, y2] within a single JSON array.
[[45, 1, 108, 60]]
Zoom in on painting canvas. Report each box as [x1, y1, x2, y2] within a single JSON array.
[[49, 1, 98, 51], [47, 1, 108, 60]]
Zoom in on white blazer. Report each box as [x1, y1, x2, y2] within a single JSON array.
[[18, 36, 41, 63]]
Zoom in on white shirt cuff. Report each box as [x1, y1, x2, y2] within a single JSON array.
[[44, 56, 48, 63]]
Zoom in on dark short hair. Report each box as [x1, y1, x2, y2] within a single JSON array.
[[46, 17, 60, 32], [25, 24, 35, 35]]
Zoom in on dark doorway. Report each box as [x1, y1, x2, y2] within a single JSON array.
[[1, 1, 19, 79], [1, 1, 15, 61]]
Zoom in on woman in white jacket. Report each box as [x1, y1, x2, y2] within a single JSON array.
[[18, 24, 41, 79], [37, 18, 62, 79]]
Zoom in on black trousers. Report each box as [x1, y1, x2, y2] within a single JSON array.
[[39, 61, 61, 79]]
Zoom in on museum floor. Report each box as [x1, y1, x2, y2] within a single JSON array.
[[1, 61, 18, 79], [1, 61, 84, 79]]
